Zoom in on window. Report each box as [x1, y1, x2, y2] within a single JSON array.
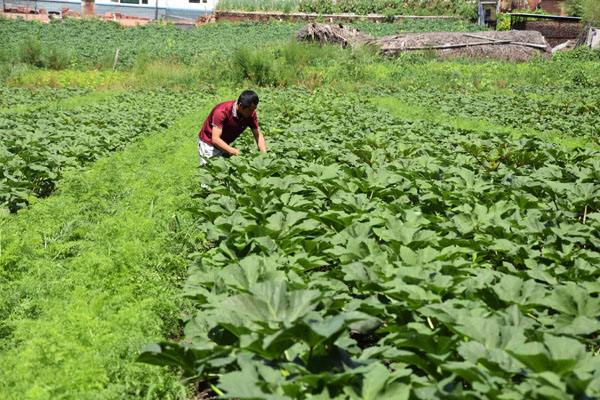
[[141, 0, 148, 3], [189, 0, 201, 3], [120, 0, 139, 4]]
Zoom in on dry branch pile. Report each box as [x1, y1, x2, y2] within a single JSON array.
[[296, 23, 551, 61], [296, 23, 374, 48]]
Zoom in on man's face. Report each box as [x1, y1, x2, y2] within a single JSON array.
[[237, 104, 256, 119]]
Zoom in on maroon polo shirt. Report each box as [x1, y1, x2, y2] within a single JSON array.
[[198, 100, 259, 145]]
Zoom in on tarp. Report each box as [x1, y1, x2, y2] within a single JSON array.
[[586, 27, 600, 50]]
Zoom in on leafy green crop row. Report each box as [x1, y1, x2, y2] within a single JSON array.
[[0, 87, 89, 109], [0, 89, 206, 211], [383, 86, 600, 142], [141, 89, 600, 399]]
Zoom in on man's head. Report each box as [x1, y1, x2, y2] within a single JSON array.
[[237, 90, 259, 118]]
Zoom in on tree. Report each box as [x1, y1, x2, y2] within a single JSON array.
[[566, 0, 600, 21], [583, 0, 600, 22]]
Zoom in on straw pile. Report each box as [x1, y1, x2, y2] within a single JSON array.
[[296, 23, 551, 61]]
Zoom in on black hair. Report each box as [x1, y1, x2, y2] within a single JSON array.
[[238, 90, 259, 108]]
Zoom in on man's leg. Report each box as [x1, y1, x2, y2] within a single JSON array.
[[198, 139, 210, 166], [198, 139, 225, 166]]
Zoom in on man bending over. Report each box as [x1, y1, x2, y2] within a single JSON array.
[[198, 90, 267, 165]]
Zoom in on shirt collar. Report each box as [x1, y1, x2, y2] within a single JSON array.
[[232, 101, 238, 119]]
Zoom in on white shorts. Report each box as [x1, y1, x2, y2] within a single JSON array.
[[198, 139, 225, 166]]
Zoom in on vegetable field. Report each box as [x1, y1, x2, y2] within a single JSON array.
[[1, 16, 599, 400], [0, 18, 481, 70], [141, 89, 600, 399], [385, 86, 600, 142], [1, 89, 206, 211]]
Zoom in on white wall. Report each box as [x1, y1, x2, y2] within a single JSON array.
[[157, 0, 216, 10], [97, 0, 217, 10]]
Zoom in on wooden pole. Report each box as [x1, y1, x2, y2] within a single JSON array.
[[504, 41, 548, 49], [463, 33, 548, 49], [112, 48, 120, 71], [381, 40, 512, 51]]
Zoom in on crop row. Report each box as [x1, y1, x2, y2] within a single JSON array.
[[141, 89, 600, 399], [0, 87, 89, 109], [0, 89, 206, 211], [386, 86, 600, 141]]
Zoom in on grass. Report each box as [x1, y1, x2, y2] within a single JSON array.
[[216, 0, 300, 12], [215, 0, 477, 17], [0, 90, 121, 114], [0, 94, 235, 398], [3, 63, 217, 91], [6, 69, 132, 89], [7, 49, 599, 93]]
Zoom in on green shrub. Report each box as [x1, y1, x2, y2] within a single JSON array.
[[566, 0, 584, 16], [374, 0, 476, 18], [220, 0, 476, 16], [583, 0, 600, 22], [44, 46, 71, 70], [0, 63, 10, 84], [133, 61, 216, 90], [135, 48, 152, 73], [216, 0, 301, 12], [298, 0, 335, 13], [230, 42, 374, 87], [566, 0, 600, 21], [278, 40, 311, 66], [496, 13, 511, 31], [19, 37, 44, 67], [95, 48, 119, 70], [336, 0, 377, 14], [231, 47, 278, 86], [553, 46, 600, 62], [454, 0, 478, 19], [0, 46, 12, 64]]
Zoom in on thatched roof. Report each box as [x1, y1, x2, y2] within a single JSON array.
[[296, 23, 551, 61]]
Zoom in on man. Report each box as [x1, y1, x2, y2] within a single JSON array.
[[198, 90, 267, 165]]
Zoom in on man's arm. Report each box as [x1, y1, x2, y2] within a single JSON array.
[[252, 128, 267, 153], [212, 126, 240, 156]]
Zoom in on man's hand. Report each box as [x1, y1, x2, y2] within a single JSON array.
[[212, 126, 240, 156], [252, 128, 267, 153]]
